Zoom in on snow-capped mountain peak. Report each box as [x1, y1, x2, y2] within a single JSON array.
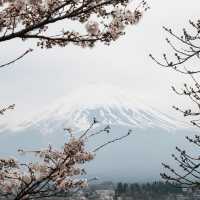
[[10, 83, 188, 133]]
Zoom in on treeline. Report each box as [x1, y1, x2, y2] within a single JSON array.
[[115, 181, 182, 200]]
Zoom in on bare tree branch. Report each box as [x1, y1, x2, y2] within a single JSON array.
[[152, 19, 200, 189], [0, 49, 33, 68]]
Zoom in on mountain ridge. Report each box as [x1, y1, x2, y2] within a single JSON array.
[[4, 84, 189, 134]]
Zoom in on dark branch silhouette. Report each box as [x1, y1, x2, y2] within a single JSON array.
[[0, 49, 32, 68], [151, 19, 200, 189]]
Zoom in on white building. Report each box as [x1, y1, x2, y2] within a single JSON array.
[[95, 189, 115, 200]]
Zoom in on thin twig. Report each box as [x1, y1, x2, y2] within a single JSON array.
[[0, 49, 33, 68]]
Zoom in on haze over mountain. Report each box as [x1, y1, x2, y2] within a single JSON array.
[[0, 84, 194, 182]]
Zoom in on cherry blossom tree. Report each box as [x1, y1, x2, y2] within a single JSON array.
[[150, 19, 200, 189], [0, 119, 130, 200], [0, 0, 149, 68]]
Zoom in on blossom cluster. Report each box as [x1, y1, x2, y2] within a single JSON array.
[[0, 116, 130, 200], [0, 0, 148, 48], [85, 8, 143, 41], [0, 135, 94, 199]]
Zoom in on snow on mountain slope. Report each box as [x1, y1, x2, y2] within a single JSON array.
[[0, 84, 193, 182], [10, 84, 188, 133]]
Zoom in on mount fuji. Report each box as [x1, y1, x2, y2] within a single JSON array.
[[8, 83, 188, 133], [0, 84, 194, 182]]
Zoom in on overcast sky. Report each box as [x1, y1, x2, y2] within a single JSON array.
[[1, 0, 199, 125]]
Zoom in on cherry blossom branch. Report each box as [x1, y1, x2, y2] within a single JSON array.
[[0, 0, 149, 48], [0, 120, 130, 200]]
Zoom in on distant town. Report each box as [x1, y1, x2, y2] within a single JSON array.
[[63, 181, 200, 200]]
